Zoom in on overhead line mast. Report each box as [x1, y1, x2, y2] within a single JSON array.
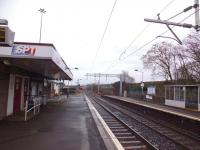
[[86, 73, 124, 96], [195, 0, 200, 29], [144, 1, 200, 44]]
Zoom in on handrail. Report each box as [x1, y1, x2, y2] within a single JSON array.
[[24, 96, 43, 121]]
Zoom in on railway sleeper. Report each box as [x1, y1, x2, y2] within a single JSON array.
[[112, 130, 129, 133], [103, 117, 116, 120], [111, 128, 128, 132], [101, 117, 114, 119], [106, 122, 122, 125], [107, 124, 122, 127], [117, 136, 136, 141], [109, 126, 125, 129], [121, 140, 142, 147], [105, 120, 118, 123], [124, 145, 147, 150], [114, 132, 132, 136]]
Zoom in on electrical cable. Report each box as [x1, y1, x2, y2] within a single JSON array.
[[105, 9, 198, 72], [166, 5, 194, 21], [119, 4, 194, 60], [118, 0, 176, 60], [106, 0, 177, 72], [90, 0, 117, 72], [159, 0, 176, 14]]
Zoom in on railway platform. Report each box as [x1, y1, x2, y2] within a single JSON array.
[[103, 95, 200, 135], [104, 95, 200, 121], [0, 94, 107, 150]]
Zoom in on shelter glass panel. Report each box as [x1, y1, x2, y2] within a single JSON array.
[[166, 87, 174, 100], [0, 27, 5, 42], [169, 87, 174, 100], [166, 87, 170, 99], [186, 86, 198, 109], [174, 86, 184, 101]]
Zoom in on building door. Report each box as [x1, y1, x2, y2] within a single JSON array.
[[0, 73, 9, 120], [31, 81, 37, 96], [24, 78, 29, 106], [13, 76, 22, 113]]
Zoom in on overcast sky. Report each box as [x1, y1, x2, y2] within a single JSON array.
[[0, 0, 196, 85]]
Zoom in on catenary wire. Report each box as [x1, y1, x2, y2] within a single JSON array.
[[119, 3, 194, 60], [106, 0, 177, 72], [118, 0, 176, 60], [90, 0, 118, 72], [105, 9, 198, 72], [159, 0, 176, 14], [166, 5, 194, 21]]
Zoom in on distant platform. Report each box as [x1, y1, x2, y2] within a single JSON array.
[[104, 95, 200, 122]]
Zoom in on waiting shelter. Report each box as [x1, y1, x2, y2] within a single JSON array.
[[165, 85, 200, 111]]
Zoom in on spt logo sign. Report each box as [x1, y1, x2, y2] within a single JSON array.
[[12, 45, 36, 56]]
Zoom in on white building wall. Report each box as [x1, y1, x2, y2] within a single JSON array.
[[7, 74, 15, 116]]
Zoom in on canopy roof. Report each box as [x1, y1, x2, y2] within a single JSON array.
[[0, 42, 73, 80]]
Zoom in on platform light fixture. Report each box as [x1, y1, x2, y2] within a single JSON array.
[[0, 19, 8, 25], [65, 67, 79, 70], [134, 69, 144, 95]]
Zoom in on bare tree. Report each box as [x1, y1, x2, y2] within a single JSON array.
[[172, 45, 192, 80], [182, 31, 200, 80], [120, 71, 135, 83], [142, 31, 200, 81], [142, 41, 176, 81]]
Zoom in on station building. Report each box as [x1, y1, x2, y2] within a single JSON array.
[[0, 21, 72, 120]]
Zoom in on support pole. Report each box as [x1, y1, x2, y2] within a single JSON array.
[[24, 100, 28, 121], [98, 73, 100, 94], [120, 75, 123, 96], [166, 24, 182, 44], [195, 0, 200, 30]]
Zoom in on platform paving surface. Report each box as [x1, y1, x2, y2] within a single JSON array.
[[0, 93, 106, 150]]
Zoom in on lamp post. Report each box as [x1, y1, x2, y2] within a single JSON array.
[[65, 67, 79, 86], [38, 8, 46, 43], [134, 69, 144, 95], [77, 79, 82, 86]]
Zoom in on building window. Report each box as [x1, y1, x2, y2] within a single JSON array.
[[166, 87, 174, 100], [0, 27, 5, 42], [174, 86, 184, 101]]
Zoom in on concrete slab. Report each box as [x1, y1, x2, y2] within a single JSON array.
[[0, 94, 106, 150]]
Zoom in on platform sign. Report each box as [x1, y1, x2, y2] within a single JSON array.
[[147, 86, 156, 95], [12, 45, 36, 56], [141, 82, 144, 88], [0, 27, 5, 42]]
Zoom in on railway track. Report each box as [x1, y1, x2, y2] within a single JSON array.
[[87, 94, 158, 150], [100, 96, 200, 150], [87, 94, 200, 150]]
